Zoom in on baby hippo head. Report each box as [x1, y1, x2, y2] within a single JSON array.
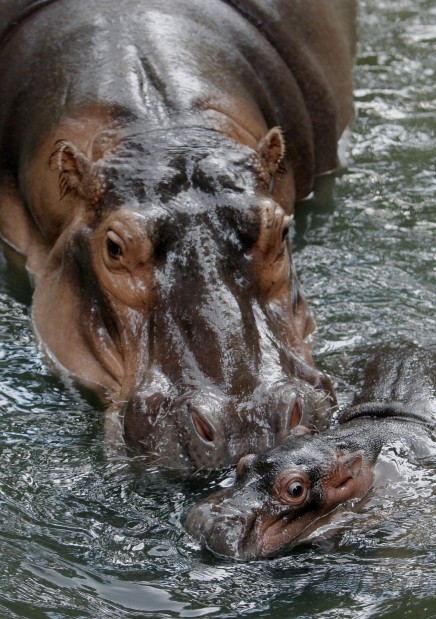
[[185, 419, 373, 560]]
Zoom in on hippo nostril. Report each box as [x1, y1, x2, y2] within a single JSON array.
[[269, 384, 302, 438], [289, 399, 302, 429], [191, 410, 215, 443]]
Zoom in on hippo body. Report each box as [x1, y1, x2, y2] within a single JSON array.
[[0, 0, 354, 468], [185, 345, 436, 559]]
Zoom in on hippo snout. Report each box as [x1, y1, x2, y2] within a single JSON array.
[[122, 375, 334, 469], [122, 387, 229, 467], [185, 490, 260, 560]]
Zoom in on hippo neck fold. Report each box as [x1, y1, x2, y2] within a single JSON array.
[[338, 401, 434, 429]]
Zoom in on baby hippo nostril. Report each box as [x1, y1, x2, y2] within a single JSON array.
[[191, 409, 215, 443]]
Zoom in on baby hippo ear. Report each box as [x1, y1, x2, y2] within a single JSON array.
[[49, 139, 105, 206], [254, 127, 286, 186], [336, 450, 363, 479]]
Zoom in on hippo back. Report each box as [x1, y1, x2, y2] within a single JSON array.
[[344, 344, 436, 428], [0, 0, 55, 42]]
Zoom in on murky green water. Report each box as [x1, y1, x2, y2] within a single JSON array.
[[0, 1, 435, 617]]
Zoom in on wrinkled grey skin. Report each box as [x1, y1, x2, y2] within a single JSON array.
[[185, 345, 436, 559], [0, 0, 355, 468]]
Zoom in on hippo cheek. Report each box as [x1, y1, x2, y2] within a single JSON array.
[[321, 460, 375, 508], [296, 372, 337, 431], [122, 391, 187, 467]]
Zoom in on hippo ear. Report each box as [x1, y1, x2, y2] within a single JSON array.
[[49, 139, 104, 205], [254, 127, 286, 186], [336, 450, 363, 479]]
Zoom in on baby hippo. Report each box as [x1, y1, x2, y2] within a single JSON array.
[[185, 345, 436, 560]]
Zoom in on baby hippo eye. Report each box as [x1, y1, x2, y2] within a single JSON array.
[[273, 472, 308, 505], [288, 481, 304, 497]]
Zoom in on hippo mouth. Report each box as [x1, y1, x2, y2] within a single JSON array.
[[250, 508, 346, 559], [184, 507, 322, 561], [184, 497, 319, 561], [186, 489, 367, 561]]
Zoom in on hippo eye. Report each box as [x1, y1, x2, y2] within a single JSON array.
[[288, 481, 304, 497], [273, 472, 308, 505], [106, 230, 124, 259], [107, 238, 122, 257], [282, 219, 290, 242]]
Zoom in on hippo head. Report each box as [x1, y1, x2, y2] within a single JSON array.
[[34, 122, 335, 469], [185, 424, 373, 559]]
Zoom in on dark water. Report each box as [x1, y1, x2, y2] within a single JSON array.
[[0, 1, 435, 617]]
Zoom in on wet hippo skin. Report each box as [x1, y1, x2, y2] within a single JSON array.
[[185, 345, 436, 558], [0, 0, 355, 468]]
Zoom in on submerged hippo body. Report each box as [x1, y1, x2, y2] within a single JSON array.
[[0, 0, 354, 468], [185, 345, 436, 558]]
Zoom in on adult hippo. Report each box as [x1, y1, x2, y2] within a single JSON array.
[[185, 345, 436, 558], [0, 0, 355, 468]]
